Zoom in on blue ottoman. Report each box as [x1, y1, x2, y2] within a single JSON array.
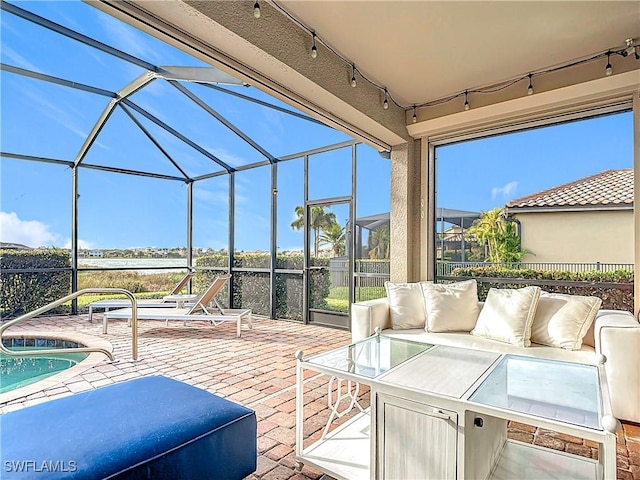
[[1, 376, 257, 479]]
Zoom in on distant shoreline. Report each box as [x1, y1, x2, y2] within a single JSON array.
[[78, 258, 187, 275]]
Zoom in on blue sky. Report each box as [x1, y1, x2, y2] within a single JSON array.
[[0, 2, 633, 251]]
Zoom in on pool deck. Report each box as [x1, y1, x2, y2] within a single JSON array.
[[1, 314, 639, 480]]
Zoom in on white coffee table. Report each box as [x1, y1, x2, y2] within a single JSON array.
[[295, 336, 619, 480]]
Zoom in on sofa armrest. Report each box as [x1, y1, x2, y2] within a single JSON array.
[[594, 310, 640, 423], [351, 298, 391, 342]]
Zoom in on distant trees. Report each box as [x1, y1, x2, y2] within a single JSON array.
[[367, 225, 390, 259], [291, 206, 339, 257], [319, 223, 346, 256], [467, 207, 528, 263]]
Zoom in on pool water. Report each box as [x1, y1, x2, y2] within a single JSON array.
[[1, 347, 88, 394]]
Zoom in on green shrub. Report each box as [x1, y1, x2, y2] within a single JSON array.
[[450, 266, 633, 311], [0, 249, 71, 317]]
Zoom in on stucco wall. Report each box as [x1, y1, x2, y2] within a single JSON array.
[[515, 209, 633, 264]]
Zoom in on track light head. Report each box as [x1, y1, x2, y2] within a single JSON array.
[[311, 32, 318, 58], [622, 38, 636, 57]]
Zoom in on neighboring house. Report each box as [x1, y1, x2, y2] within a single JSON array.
[[506, 169, 633, 264]]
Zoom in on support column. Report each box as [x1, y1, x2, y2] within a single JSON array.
[[634, 91, 639, 317], [390, 139, 421, 282]]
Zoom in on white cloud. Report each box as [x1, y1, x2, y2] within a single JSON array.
[[63, 238, 94, 250], [0, 212, 59, 247], [491, 181, 518, 200], [1, 45, 40, 72], [96, 13, 175, 66]]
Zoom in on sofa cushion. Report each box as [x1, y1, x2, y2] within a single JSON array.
[[380, 328, 598, 365], [422, 279, 480, 333], [471, 286, 541, 347], [385, 282, 426, 329], [531, 292, 602, 350]]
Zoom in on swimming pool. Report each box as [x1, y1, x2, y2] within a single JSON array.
[[1, 338, 88, 394]]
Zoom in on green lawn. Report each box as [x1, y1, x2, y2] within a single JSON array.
[[324, 286, 386, 313]]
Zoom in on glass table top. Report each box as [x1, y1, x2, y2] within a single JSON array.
[[304, 336, 433, 378], [469, 355, 602, 430]]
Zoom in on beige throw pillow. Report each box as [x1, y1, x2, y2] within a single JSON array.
[[531, 292, 602, 350], [422, 280, 480, 332], [471, 286, 541, 347], [385, 282, 426, 329]]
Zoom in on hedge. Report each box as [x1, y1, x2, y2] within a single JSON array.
[[450, 266, 633, 311], [0, 249, 331, 321], [1, 249, 71, 317], [195, 253, 330, 320]]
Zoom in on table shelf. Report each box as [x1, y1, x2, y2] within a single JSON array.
[[298, 411, 370, 480], [489, 440, 599, 480]]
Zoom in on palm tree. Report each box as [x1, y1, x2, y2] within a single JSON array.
[[318, 223, 346, 256], [368, 225, 390, 259], [467, 207, 528, 263], [291, 206, 337, 257]]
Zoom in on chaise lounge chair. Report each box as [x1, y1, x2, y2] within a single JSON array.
[[102, 274, 252, 338], [88, 270, 195, 322]]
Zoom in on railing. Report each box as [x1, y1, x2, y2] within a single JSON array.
[[0, 288, 138, 361], [437, 261, 634, 276]]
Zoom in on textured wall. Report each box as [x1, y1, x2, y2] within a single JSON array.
[[390, 139, 422, 282], [515, 210, 634, 264], [186, 0, 409, 145]]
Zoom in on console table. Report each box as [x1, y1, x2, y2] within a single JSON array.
[[295, 335, 619, 480]]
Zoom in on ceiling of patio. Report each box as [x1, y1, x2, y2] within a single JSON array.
[[277, 1, 639, 106], [91, 0, 639, 149]]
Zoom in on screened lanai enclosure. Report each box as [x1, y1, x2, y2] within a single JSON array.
[[0, 1, 391, 328]]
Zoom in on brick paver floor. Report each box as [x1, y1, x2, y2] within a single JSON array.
[[1, 314, 638, 479]]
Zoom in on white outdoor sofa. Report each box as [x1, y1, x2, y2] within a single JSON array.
[[351, 290, 640, 424]]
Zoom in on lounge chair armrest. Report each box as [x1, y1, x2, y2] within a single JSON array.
[[351, 298, 391, 342]]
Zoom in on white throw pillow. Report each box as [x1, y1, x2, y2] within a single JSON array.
[[422, 280, 480, 332], [471, 286, 541, 347], [385, 282, 426, 329], [531, 292, 602, 350]]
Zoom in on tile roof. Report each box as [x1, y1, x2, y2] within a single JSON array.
[[506, 169, 633, 210]]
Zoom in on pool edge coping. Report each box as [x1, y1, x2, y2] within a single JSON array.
[[0, 330, 113, 405]]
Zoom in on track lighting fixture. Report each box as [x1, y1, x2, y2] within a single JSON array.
[[253, 2, 261, 18], [310, 32, 318, 59], [622, 38, 635, 57], [265, 2, 637, 121]]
